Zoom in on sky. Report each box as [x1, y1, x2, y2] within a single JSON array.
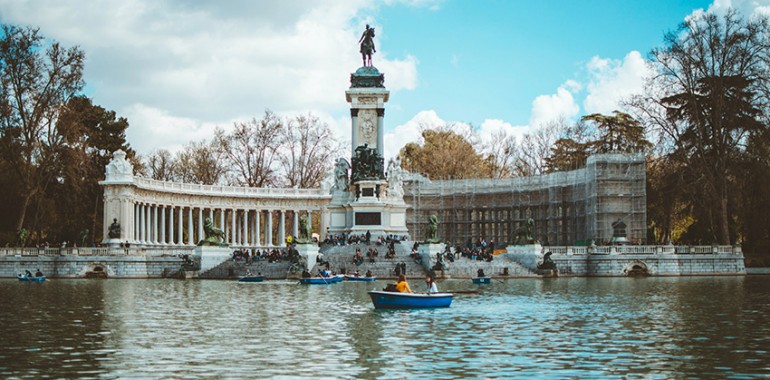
[[1, 0, 769, 162]]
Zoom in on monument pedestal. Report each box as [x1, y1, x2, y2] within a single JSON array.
[[194, 245, 231, 273], [418, 243, 445, 273], [505, 244, 543, 272], [295, 243, 320, 272], [106, 238, 122, 249]]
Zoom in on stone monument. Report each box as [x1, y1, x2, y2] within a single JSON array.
[[100, 150, 136, 245], [418, 215, 447, 277], [325, 25, 409, 240]]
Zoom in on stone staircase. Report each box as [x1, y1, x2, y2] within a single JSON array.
[[319, 241, 424, 279]]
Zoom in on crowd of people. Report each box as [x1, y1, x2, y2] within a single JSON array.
[[323, 232, 409, 246], [231, 248, 297, 264]]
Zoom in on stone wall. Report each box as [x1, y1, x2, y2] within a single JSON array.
[[0, 255, 183, 278]]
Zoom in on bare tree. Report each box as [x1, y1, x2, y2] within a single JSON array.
[[278, 113, 341, 188], [175, 140, 226, 185], [216, 110, 283, 187], [143, 149, 176, 181], [0, 25, 85, 232]]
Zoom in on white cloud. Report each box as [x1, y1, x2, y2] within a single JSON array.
[[478, 119, 529, 145], [687, 0, 770, 21], [0, 0, 418, 154], [529, 83, 580, 127], [383, 110, 445, 161], [583, 51, 651, 114]]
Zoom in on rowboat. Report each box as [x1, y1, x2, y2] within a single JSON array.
[[472, 277, 491, 284], [343, 275, 376, 282], [238, 276, 265, 282], [17, 275, 46, 283], [368, 290, 453, 309], [299, 276, 343, 285]]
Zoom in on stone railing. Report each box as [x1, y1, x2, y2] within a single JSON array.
[[0, 247, 195, 257], [133, 177, 330, 199], [543, 245, 742, 256]]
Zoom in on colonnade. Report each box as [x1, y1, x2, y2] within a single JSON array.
[[130, 203, 313, 247]]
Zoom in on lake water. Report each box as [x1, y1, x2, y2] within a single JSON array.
[[1, 276, 769, 379]]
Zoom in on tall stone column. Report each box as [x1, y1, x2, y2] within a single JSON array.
[[244, 210, 250, 247], [254, 210, 261, 247], [266, 210, 273, 247], [279, 210, 286, 246], [187, 207, 194, 245], [293, 210, 299, 238], [231, 209, 237, 246], [168, 206, 174, 245], [351, 108, 359, 154], [139, 204, 146, 244], [153, 205, 159, 244], [134, 203, 140, 243], [377, 108, 385, 154], [308, 211, 313, 235], [219, 208, 225, 233], [197, 208, 204, 243], [177, 207, 184, 246], [209, 208, 214, 224], [320, 206, 329, 241], [160, 205, 166, 244]]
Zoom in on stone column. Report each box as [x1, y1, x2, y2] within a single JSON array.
[[160, 205, 166, 244], [134, 203, 140, 243], [231, 209, 237, 246], [320, 206, 329, 242], [187, 207, 194, 245], [219, 208, 225, 233], [244, 210, 250, 247], [308, 211, 313, 235], [266, 210, 273, 247], [279, 210, 286, 246], [377, 108, 385, 154], [196, 207, 205, 242], [177, 207, 184, 246], [139, 204, 146, 244], [168, 205, 174, 245], [254, 210, 261, 247], [153, 205, 159, 244], [209, 208, 214, 224], [293, 210, 299, 238], [351, 108, 359, 154]]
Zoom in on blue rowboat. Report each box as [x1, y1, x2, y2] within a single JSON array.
[[238, 276, 264, 282], [343, 275, 376, 282], [472, 277, 491, 284], [368, 290, 453, 309], [300, 276, 343, 285], [17, 275, 45, 283]]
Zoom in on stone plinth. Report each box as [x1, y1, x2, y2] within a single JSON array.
[[106, 238, 122, 249], [418, 243, 445, 271], [505, 244, 543, 271], [194, 245, 231, 273], [295, 243, 320, 271]]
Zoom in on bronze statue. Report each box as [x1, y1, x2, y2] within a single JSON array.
[[425, 214, 439, 243], [296, 215, 312, 244], [513, 218, 536, 245], [359, 24, 376, 67], [537, 251, 557, 271], [108, 219, 121, 239], [199, 217, 227, 246]]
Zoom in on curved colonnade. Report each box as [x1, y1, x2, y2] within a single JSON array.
[[102, 176, 331, 248]]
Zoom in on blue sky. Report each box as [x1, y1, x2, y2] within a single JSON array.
[[0, 0, 765, 160], [376, 0, 711, 128]]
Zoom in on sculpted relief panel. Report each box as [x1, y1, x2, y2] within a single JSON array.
[[357, 109, 378, 147]]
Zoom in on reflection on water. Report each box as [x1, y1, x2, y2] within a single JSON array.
[[1, 276, 769, 378]]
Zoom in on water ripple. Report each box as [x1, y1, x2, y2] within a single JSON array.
[[1, 277, 770, 378]]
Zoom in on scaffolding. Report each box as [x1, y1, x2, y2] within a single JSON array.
[[403, 153, 646, 246]]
